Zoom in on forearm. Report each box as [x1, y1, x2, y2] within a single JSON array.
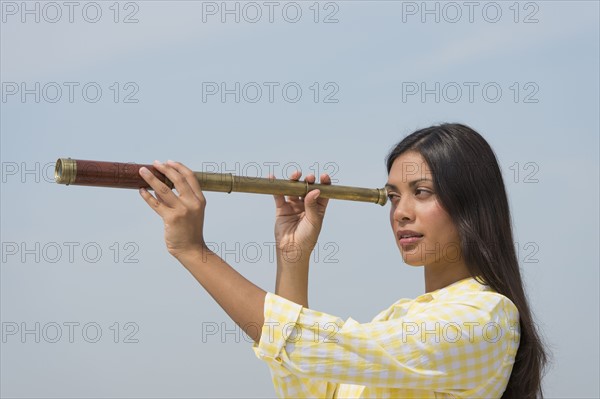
[[175, 247, 266, 343], [274, 247, 310, 308]]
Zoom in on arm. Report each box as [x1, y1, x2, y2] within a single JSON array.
[[258, 171, 338, 398], [176, 248, 266, 343], [138, 160, 265, 343], [271, 171, 331, 308], [139, 161, 338, 397], [274, 247, 310, 307], [254, 291, 520, 395]]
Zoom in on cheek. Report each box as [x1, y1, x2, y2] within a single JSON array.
[[420, 203, 451, 235], [428, 208, 459, 245]]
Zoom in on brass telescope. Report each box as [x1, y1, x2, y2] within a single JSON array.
[[54, 158, 388, 206]]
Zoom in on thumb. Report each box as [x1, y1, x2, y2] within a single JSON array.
[[303, 189, 325, 221]]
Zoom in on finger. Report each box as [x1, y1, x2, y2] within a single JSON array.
[[165, 160, 206, 203], [320, 173, 331, 185], [270, 173, 287, 208], [152, 161, 195, 201], [305, 181, 330, 221], [288, 170, 302, 181], [304, 173, 316, 184], [304, 173, 332, 208], [138, 187, 165, 216], [287, 173, 315, 203], [139, 166, 178, 208], [303, 188, 325, 223], [286, 170, 304, 203], [304, 188, 321, 205], [315, 173, 331, 207]]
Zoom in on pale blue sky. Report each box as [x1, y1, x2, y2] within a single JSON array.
[[1, 1, 599, 397]]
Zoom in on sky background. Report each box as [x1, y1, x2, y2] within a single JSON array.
[[1, 1, 599, 397]]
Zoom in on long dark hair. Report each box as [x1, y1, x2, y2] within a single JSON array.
[[385, 123, 548, 398]]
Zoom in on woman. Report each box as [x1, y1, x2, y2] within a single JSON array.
[[138, 123, 547, 398]]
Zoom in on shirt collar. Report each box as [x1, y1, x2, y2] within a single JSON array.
[[414, 276, 490, 302]]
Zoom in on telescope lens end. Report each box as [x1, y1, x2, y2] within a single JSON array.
[[55, 158, 76, 185]]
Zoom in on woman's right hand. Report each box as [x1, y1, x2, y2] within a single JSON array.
[[272, 170, 331, 264]]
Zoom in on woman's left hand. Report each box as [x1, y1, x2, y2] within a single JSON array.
[[138, 160, 207, 260]]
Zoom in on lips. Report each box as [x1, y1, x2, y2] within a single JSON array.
[[397, 230, 424, 239], [397, 230, 424, 245]]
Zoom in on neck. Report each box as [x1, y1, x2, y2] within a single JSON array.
[[424, 262, 472, 293]]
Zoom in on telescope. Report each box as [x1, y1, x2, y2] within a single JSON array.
[[54, 158, 388, 206]]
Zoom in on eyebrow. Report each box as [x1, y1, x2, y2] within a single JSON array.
[[385, 178, 432, 191]]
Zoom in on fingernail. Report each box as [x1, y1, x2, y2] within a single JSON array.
[[140, 167, 150, 175]]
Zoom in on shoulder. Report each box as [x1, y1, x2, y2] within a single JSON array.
[[422, 288, 520, 330], [455, 290, 518, 315], [430, 278, 519, 318], [479, 290, 519, 323]]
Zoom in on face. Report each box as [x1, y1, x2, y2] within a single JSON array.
[[387, 151, 463, 269]]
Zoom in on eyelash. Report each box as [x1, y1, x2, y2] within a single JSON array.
[[387, 189, 431, 201]]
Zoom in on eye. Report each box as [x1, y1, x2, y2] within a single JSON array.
[[387, 192, 400, 203], [415, 188, 432, 197]]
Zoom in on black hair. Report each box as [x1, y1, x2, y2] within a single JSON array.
[[385, 123, 548, 398]]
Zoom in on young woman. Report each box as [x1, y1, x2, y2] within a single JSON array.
[[138, 123, 547, 398]]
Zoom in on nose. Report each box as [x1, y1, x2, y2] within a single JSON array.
[[391, 195, 414, 222]]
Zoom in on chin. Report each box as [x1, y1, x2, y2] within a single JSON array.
[[399, 250, 425, 267]]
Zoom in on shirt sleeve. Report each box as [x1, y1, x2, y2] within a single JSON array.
[[252, 291, 520, 397], [251, 293, 339, 398]]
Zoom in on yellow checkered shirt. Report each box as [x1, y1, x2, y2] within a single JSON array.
[[252, 277, 520, 398]]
